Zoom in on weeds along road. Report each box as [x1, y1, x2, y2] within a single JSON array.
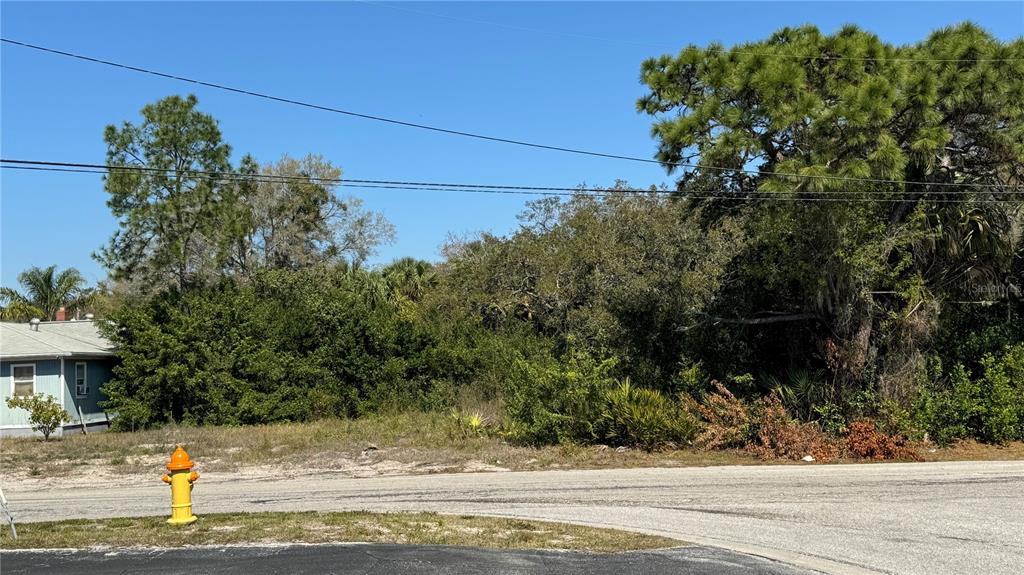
[[6, 460, 1023, 575]]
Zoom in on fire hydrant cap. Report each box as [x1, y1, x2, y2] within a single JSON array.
[[166, 445, 194, 471]]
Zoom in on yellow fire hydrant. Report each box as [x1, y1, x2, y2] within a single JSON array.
[[161, 445, 200, 525]]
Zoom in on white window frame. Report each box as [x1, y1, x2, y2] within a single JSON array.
[[75, 361, 89, 397], [11, 363, 36, 398]]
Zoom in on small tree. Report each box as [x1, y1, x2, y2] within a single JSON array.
[[98, 94, 233, 292], [5, 394, 72, 440]]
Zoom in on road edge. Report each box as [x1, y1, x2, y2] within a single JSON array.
[[462, 512, 883, 575]]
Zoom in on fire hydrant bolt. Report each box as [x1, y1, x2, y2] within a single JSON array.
[[163, 445, 199, 525]]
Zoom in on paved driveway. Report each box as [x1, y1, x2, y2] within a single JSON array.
[[5, 460, 1023, 574]]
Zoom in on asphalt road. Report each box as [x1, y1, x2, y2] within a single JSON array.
[[1, 544, 813, 574], [5, 460, 1023, 575]]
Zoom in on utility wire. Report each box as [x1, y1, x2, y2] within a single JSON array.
[[3, 162, 1021, 204], [4, 158, 1023, 196], [1, 158, 653, 192], [2, 38, 1017, 191]]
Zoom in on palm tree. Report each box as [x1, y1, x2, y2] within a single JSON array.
[[920, 205, 1017, 287], [382, 257, 437, 302], [0, 265, 92, 321]]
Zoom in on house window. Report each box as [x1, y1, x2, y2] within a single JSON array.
[[12, 364, 35, 398], [75, 362, 89, 397]]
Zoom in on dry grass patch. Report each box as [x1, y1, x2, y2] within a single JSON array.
[[0, 511, 681, 552], [0, 413, 763, 486], [917, 439, 1024, 462], [3, 413, 1016, 488]]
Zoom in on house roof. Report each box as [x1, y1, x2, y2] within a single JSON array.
[[0, 320, 114, 360]]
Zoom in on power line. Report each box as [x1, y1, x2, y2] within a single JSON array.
[[1, 158, 643, 192], [8, 157, 1024, 195], [3, 160, 1021, 204], [358, 1, 1022, 63], [5, 158, 1023, 196], [2, 38, 1016, 191], [3, 164, 649, 200], [0, 164, 578, 198]]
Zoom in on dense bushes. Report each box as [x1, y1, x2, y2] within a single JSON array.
[[99, 259, 1020, 453], [101, 267, 471, 430], [747, 395, 841, 462], [685, 383, 840, 460], [100, 241, 1022, 452], [846, 421, 917, 460], [686, 383, 754, 450], [599, 380, 698, 451], [680, 383, 931, 461], [915, 344, 1024, 444], [502, 350, 698, 450], [501, 348, 618, 446]]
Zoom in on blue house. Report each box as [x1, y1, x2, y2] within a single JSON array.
[[0, 319, 116, 437]]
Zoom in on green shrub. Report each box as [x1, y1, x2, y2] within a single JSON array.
[[502, 348, 618, 445], [763, 369, 830, 422], [673, 361, 709, 397], [977, 344, 1024, 443], [813, 402, 848, 436], [449, 408, 492, 438], [873, 397, 920, 439], [916, 344, 1024, 444], [598, 380, 698, 451], [727, 373, 758, 397], [914, 365, 971, 444], [5, 394, 72, 440]]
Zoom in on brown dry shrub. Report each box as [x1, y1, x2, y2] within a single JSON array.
[[846, 420, 921, 461], [686, 384, 839, 462], [747, 394, 840, 462], [684, 382, 752, 449]]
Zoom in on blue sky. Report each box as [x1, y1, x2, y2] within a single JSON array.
[[2, 1, 1022, 288]]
